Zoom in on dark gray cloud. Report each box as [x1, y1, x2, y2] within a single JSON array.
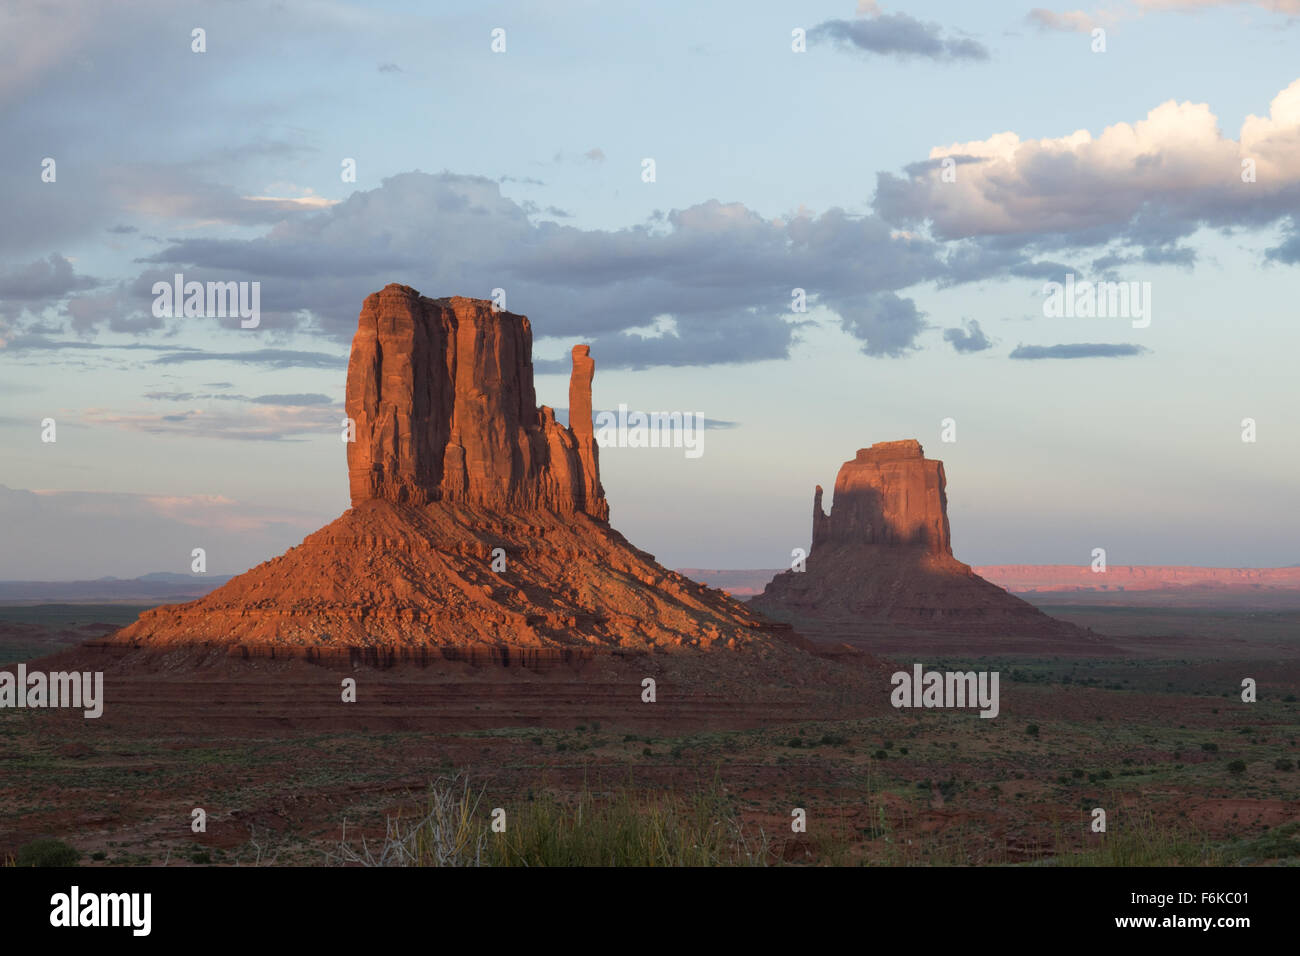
[[0, 254, 99, 316], [145, 390, 233, 401], [943, 319, 993, 352], [1009, 342, 1148, 359], [810, 14, 990, 61], [143, 390, 335, 406], [64, 283, 164, 335], [151, 349, 348, 369], [81, 405, 340, 442], [832, 292, 927, 357], [251, 393, 335, 406], [547, 408, 738, 429], [1, 335, 196, 353], [125, 172, 977, 368], [1265, 221, 1300, 263], [520, 200, 573, 219]]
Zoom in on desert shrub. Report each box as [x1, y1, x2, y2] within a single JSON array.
[[1201, 742, 1218, 752], [332, 774, 769, 867], [16, 838, 78, 867], [1227, 760, 1247, 775], [487, 787, 767, 867], [1274, 758, 1295, 771], [1026, 724, 1039, 736], [329, 773, 488, 867], [1057, 812, 1220, 866], [1224, 821, 1300, 862]]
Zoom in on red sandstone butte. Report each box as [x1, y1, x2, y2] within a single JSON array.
[[110, 284, 802, 656], [751, 440, 1086, 640], [346, 289, 608, 519]]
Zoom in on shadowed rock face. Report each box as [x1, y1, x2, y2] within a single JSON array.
[[812, 440, 951, 555], [346, 285, 607, 519], [754, 440, 1088, 641], [111, 284, 803, 655]]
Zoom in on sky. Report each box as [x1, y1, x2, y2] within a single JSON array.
[[2, 0, 1299, 578]]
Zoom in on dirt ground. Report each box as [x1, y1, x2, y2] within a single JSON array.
[[1, 604, 1297, 866]]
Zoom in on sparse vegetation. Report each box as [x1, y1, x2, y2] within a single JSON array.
[[1054, 812, 1221, 867], [15, 838, 79, 867], [329, 774, 769, 867]]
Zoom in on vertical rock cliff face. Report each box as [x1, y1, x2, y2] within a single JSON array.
[[111, 284, 796, 654], [346, 285, 607, 519], [567, 345, 607, 521], [753, 440, 1086, 641], [811, 440, 952, 555]]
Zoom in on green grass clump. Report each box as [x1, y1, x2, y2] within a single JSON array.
[[1054, 812, 1220, 867], [485, 787, 768, 867]]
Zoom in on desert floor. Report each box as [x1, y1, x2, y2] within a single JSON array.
[[2, 602, 1297, 866]]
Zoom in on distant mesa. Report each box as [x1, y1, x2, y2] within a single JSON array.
[[808, 440, 952, 557], [751, 440, 1089, 641], [110, 284, 803, 658]]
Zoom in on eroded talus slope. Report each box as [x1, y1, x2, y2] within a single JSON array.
[[111, 284, 805, 657], [752, 441, 1093, 642]]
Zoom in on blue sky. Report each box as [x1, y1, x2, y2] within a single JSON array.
[[2, 0, 1299, 577]]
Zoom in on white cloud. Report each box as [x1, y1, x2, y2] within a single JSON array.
[[1029, 0, 1300, 35], [878, 78, 1300, 242]]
